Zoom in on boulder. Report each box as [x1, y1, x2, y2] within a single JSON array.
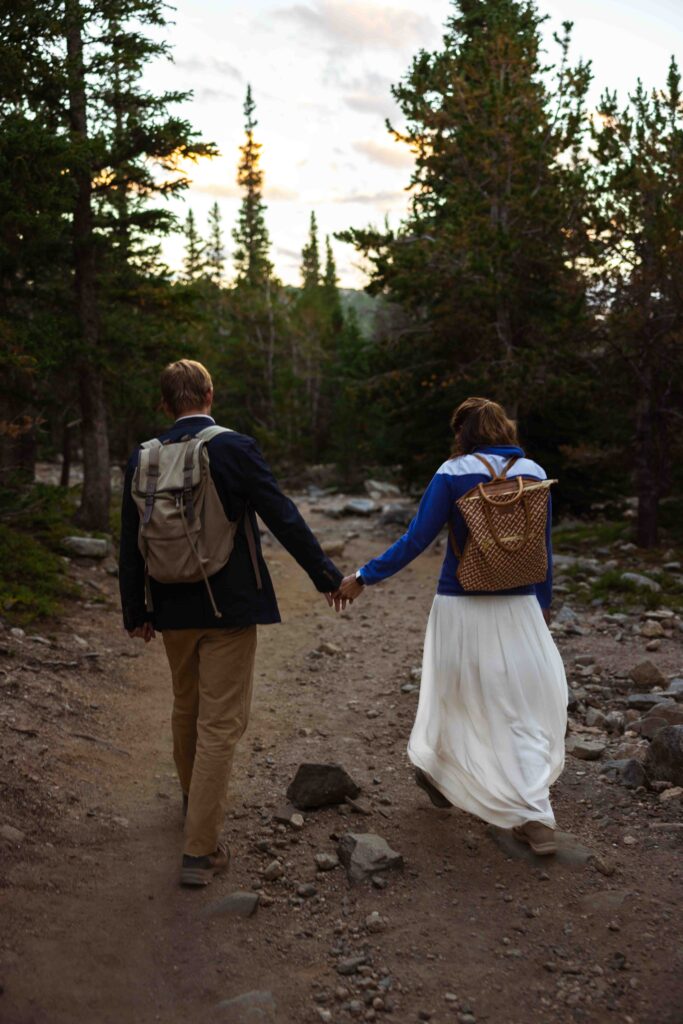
[[626, 693, 674, 712], [202, 891, 260, 919], [639, 620, 665, 639], [642, 702, 683, 728], [621, 572, 661, 593], [599, 758, 649, 789], [342, 498, 377, 517], [337, 832, 403, 882], [380, 503, 415, 527], [629, 660, 667, 688], [566, 736, 606, 760], [585, 707, 606, 729], [644, 726, 683, 786], [553, 605, 579, 625], [663, 679, 683, 703], [321, 538, 346, 558], [364, 479, 401, 498], [287, 763, 360, 809], [63, 536, 110, 559]]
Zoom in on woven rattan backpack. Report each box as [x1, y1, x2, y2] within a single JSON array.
[[132, 425, 262, 618], [449, 454, 556, 592]]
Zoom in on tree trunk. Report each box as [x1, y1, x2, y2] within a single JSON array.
[[65, 0, 111, 530], [634, 383, 659, 548]]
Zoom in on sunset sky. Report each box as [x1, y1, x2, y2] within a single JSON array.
[[143, 0, 683, 287]]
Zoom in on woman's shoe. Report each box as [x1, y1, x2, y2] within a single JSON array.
[[512, 821, 557, 856], [414, 768, 452, 808], [180, 843, 230, 886]]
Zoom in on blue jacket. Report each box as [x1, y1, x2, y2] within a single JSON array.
[[359, 445, 553, 608], [119, 416, 343, 631]]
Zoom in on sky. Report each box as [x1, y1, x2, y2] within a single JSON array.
[[141, 0, 683, 288]]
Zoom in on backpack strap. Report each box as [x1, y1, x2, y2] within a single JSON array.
[[195, 425, 234, 442], [142, 444, 161, 525], [473, 453, 499, 479], [500, 454, 520, 478], [182, 439, 200, 523]]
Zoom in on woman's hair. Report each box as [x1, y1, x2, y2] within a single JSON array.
[[160, 359, 213, 416], [450, 397, 519, 456]]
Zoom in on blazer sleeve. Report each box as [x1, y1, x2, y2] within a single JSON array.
[[118, 455, 151, 630], [235, 438, 343, 592]]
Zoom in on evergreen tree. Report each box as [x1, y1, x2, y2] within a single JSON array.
[[232, 85, 272, 286], [182, 210, 206, 282], [339, 0, 592, 476], [590, 59, 683, 547], [301, 213, 321, 289], [206, 201, 225, 285]]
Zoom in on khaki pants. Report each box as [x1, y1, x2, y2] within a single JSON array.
[[162, 626, 257, 857]]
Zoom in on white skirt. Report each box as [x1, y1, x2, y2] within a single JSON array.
[[408, 595, 568, 829]]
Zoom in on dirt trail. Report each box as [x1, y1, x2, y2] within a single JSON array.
[[1, 509, 681, 1024]]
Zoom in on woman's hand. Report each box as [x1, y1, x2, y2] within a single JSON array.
[[339, 574, 364, 602], [128, 622, 156, 642]]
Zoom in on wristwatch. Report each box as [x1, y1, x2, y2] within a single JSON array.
[[355, 570, 365, 586]]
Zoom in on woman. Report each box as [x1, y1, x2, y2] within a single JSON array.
[[339, 397, 568, 856]]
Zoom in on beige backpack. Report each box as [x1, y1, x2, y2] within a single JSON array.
[[449, 454, 556, 592], [132, 426, 261, 619]]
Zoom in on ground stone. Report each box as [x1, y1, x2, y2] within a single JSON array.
[[599, 759, 649, 789], [287, 763, 361, 809], [659, 786, 683, 803], [263, 860, 284, 882], [629, 661, 667, 688], [315, 852, 339, 872], [202, 891, 260, 919], [343, 498, 377, 516], [488, 827, 594, 867], [337, 832, 404, 882], [663, 679, 683, 703], [626, 693, 673, 712], [644, 726, 683, 786], [380, 503, 414, 527], [63, 536, 110, 559], [640, 620, 665, 639], [364, 479, 401, 498], [586, 707, 607, 729], [321, 538, 346, 558], [214, 990, 276, 1023], [621, 572, 661, 593], [566, 736, 606, 760], [0, 824, 25, 843]]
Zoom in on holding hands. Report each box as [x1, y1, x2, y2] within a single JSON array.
[[324, 572, 365, 612]]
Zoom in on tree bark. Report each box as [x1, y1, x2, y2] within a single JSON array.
[[65, 0, 111, 530]]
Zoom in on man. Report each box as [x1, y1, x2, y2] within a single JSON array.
[[119, 359, 344, 886]]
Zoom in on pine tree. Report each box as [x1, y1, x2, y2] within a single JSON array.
[[590, 59, 683, 547], [232, 86, 272, 286], [301, 213, 321, 289], [182, 210, 206, 282], [206, 202, 225, 285], [339, 0, 592, 474]]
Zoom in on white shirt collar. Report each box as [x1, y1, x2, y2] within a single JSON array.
[[174, 414, 215, 424]]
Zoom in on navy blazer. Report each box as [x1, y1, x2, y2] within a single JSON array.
[[119, 416, 343, 631]]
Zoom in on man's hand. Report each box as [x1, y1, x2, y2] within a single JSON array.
[[339, 574, 364, 602], [128, 622, 156, 642]]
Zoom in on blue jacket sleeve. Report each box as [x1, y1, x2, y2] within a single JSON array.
[[360, 472, 452, 584], [535, 492, 553, 609]]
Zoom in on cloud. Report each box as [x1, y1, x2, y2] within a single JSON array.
[[275, 1, 437, 51], [341, 71, 398, 119], [196, 87, 238, 103], [175, 56, 243, 80], [353, 139, 413, 168], [336, 189, 406, 205], [193, 182, 299, 202]]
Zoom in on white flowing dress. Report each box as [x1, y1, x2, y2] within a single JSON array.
[[408, 594, 568, 828]]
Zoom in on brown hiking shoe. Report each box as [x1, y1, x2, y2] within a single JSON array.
[[180, 843, 230, 887], [414, 768, 452, 809], [512, 821, 557, 856]]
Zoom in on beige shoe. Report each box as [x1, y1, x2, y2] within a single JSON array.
[[512, 821, 557, 856]]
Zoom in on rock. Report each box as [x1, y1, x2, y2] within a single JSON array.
[[380, 503, 415, 527], [664, 679, 683, 703], [342, 498, 377, 517], [318, 641, 342, 656], [364, 479, 401, 498], [605, 711, 626, 735], [9, 627, 25, 639], [644, 726, 683, 786], [315, 852, 339, 872], [643, 702, 683, 727], [566, 737, 606, 760], [321, 538, 346, 558], [629, 660, 667, 688], [659, 786, 683, 803], [365, 910, 386, 934], [273, 805, 304, 829], [337, 832, 404, 882], [626, 693, 673, 712], [663, 561, 681, 571], [297, 883, 317, 898], [0, 824, 25, 843], [203, 891, 260, 919], [574, 654, 595, 667], [287, 763, 360, 810], [600, 759, 649, 789], [585, 707, 607, 729], [640, 620, 665, 639], [262, 859, 284, 882], [345, 795, 372, 815], [215, 990, 276, 1023], [635, 716, 670, 741], [336, 955, 367, 976], [646, 640, 662, 651], [621, 572, 661, 593], [63, 536, 110, 559], [553, 605, 579, 625]]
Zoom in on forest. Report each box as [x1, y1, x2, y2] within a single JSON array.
[[1, 0, 682, 622]]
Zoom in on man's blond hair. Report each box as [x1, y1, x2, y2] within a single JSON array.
[[160, 359, 213, 417]]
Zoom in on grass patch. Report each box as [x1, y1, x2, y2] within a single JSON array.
[[0, 484, 81, 625], [552, 519, 629, 550], [589, 568, 683, 612]]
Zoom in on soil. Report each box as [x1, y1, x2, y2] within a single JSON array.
[[1, 503, 681, 1024]]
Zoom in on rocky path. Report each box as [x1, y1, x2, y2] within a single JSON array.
[[1, 503, 682, 1024]]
